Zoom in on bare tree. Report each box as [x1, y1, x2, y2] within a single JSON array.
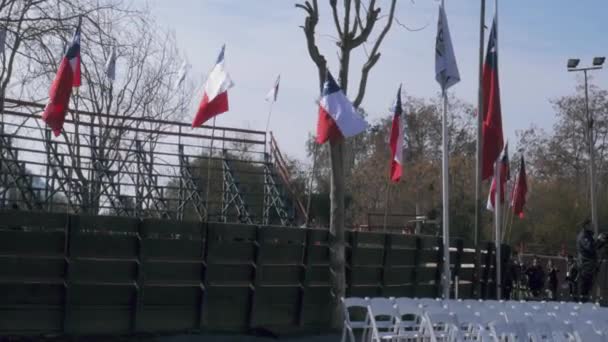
[[296, 0, 397, 327], [0, 0, 195, 215]]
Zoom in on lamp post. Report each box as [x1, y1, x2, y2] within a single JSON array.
[[567, 57, 605, 235]]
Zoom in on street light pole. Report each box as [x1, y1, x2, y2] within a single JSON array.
[[568, 57, 604, 235], [583, 69, 599, 235]]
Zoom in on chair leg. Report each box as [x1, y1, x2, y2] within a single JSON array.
[[348, 327, 356, 342]]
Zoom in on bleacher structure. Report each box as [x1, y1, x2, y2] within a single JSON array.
[[0, 98, 306, 225]]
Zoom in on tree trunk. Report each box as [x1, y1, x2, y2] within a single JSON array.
[[328, 48, 350, 329], [329, 138, 346, 329]]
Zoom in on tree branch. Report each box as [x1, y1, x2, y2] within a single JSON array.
[[353, 0, 396, 107], [329, 0, 343, 40], [296, 0, 326, 92]]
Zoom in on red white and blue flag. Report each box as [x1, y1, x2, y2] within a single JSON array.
[[316, 71, 368, 144], [481, 17, 504, 180], [192, 45, 234, 127], [389, 85, 404, 182], [487, 142, 510, 211], [42, 21, 81, 136], [511, 155, 528, 218]]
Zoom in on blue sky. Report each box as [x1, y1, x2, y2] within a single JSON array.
[[147, 0, 608, 161]]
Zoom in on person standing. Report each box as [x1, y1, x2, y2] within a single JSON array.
[[565, 255, 579, 301], [547, 260, 559, 301], [576, 219, 607, 302], [526, 258, 545, 299]]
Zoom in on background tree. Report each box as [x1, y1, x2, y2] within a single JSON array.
[[511, 81, 608, 254]]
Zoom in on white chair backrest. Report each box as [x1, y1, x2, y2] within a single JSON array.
[[426, 312, 458, 327], [395, 297, 423, 317], [342, 297, 369, 326], [368, 297, 396, 316]]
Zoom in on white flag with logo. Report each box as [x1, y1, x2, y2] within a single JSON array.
[[435, 0, 460, 90], [176, 61, 189, 89], [104, 46, 117, 81], [265, 74, 280, 102]]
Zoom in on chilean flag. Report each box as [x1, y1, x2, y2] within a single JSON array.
[[41, 22, 81, 136], [481, 17, 504, 180], [389, 85, 404, 182], [487, 143, 509, 211], [511, 155, 528, 218], [192, 45, 234, 127], [316, 71, 368, 144]]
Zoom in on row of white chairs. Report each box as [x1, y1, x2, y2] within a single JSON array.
[[341, 297, 608, 342]]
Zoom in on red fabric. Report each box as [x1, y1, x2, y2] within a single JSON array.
[[316, 106, 343, 144], [389, 115, 402, 182], [488, 159, 509, 209], [192, 91, 229, 127], [511, 156, 528, 219], [72, 55, 81, 87], [42, 58, 74, 137], [390, 160, 402, 183], [481, 57, 504, 180]]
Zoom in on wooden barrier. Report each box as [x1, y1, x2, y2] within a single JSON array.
[[0, 211, 503, 335]]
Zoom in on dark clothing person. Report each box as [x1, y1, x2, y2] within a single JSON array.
[[576, 226, 606, 302], [503, 260, 516, 300], [547, 267, 559, 301], [565, 259, 579, 301], [526, 263, 545, 298]]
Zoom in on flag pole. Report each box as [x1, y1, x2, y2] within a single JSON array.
[[494, 0, 501, 300], [264, 101, 275, 136], [205, 117, 217, 222], [441, 88, 451, 300], [494, 157, 502, 299], [383, 181, 392, 233], [474, 0, 486, 300]]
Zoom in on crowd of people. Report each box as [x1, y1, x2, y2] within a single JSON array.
[[502, 219, 607, 302]]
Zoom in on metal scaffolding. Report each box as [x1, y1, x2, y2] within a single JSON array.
[[0, 98, 304, 225]]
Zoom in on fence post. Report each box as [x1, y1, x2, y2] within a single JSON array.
[[435, 236, 443, 298], [412, 236, 422, 297], [345, 231, 354, 298], [131, 218, 144, 332], [62, 214, 74, 334], [297, 228, 312, 326], [482, 242, 494, 299], [198, 220, 208, 330], [380, 233, 392, 297], [453, 239, 464, 298], [247, 226, 261, 329]]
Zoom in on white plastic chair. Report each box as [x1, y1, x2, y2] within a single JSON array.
[[341, 297, 370, 342], [453, 311, 487, 341], [423, 312, 460, 342], [489, 322, 528, 342], [366, 298, 400, 342], [573, 329, 607, 342], [394, 298, 425, 341]]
